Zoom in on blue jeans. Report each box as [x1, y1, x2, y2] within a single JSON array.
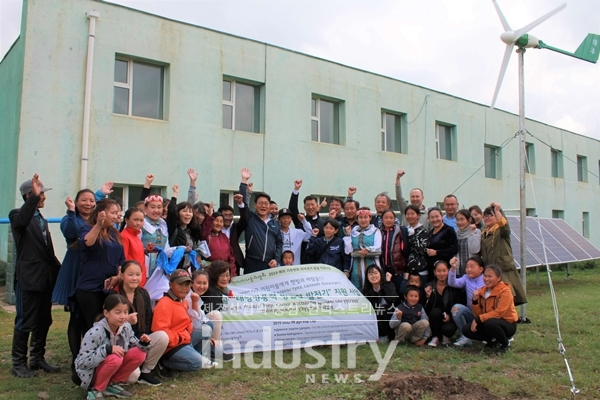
[[451, 304, 474, 335], [162, 322, 214, 371]]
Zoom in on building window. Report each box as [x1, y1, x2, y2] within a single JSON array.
[[113, 58, 164, 119], [219, 190, 258, 212], [484, 145, 501, 179], [582, 212, 590, 238], [526, 208, 536, 217], [109, 185, 164, 210], [311, 97, 340, 144], [551, 149, 563, 178], [577, 155, 588, 182], [552, 209, 564, 219], [435, 122, 456, 161], [381, 111, 405, 153], [525, 142, 535, 174], [222, 80, 260, 133]]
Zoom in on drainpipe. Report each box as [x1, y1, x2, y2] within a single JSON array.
[[80, 10, 100, 189]]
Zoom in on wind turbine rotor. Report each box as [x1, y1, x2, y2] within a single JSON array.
[[490, 1, 566, 108]]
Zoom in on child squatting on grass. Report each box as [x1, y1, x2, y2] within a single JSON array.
[[389, 285, 430, 346], [75, 294, 151, 399]]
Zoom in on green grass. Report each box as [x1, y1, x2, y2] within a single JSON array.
[[0, 268, 599, 399]]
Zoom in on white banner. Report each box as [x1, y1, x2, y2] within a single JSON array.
[[220, 264, 378, 353]]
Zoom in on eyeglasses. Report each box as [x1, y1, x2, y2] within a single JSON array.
[[219, 272, 231, 278], [256, 201, 270, 206]]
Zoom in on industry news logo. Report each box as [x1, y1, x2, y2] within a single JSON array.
[[216, 330, 396, 382]]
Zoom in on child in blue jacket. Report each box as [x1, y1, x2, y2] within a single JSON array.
[[305, 219, 349, 273]]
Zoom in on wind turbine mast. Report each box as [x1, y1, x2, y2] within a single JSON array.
[[490, 0, 599, 322]]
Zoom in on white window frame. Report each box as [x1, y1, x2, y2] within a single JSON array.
[[381, 111, 404, 153], [576, 155, 588, 183], [551, 149, 563, 178], [114, 59, 133, 116], [311, 97, 340, 144], [484, 144, 501, 179], [110, 184, 165, 210], [113, 58, 164, 119], [435, 122, 455, 161], [222, 79, 260, 133]]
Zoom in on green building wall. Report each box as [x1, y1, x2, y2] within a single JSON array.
[[1, 0, 599, 262]]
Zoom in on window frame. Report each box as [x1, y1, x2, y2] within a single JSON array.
[[551, 149, 563, 178], [484, 144, 501, 179], [311, 97, 340, 145], [582, 212, 590, 238], [222, 79, 261, 133], [381, 111, 405, 153], [525, 142, 535, 174], [113, 58, 165, 120], [435, 122, 456, 161], [551, 209, 564, 219], [576, 155, 588, 183], [109, 184, 165, 210]]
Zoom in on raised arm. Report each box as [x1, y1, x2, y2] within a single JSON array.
[[140, 174, 154, 201], [166, 184, 179, 240], [395, 170, 408, 214], [187, 168, 198, 204], [289, 179, 302, 228], [9, 174, 42, 231]]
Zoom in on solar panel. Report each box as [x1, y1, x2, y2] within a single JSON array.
[[503, 216, 600, 268], [538, 219, 591, 260], [548, 219, 600, 259], [526, 217, 576, 264]]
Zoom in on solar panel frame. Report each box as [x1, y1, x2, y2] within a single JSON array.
[[503, 216, 600, 268], [506, 216, 543, 268], [525, 217, 576, 264], [547, 219, 600, 259]]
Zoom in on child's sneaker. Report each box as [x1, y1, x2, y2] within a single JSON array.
[[442, 336, 452, 345], [103, 384, 132, 398], [201, 356, 218, 369], [453, 336, 473, 347], [138, 370, 162, 386], [87, 389, 104, 400], [157, 360, 173, 378], [427, 337, 439, 347], [496, 343, 511, 354]]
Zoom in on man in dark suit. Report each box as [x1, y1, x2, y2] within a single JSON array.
[[9, 174, 61, 377]]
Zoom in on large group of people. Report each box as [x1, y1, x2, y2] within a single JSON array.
[[9, 168, 527, 399]]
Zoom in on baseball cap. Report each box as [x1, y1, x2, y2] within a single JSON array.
[[169, 269, 192, 284], [19, 179, 52, 196], [278, 208, 293, 218]]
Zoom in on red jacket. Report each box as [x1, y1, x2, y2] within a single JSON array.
[[207, 233, 237, 277], [121, 227, 147, 287]]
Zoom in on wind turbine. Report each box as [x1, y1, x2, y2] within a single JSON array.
[[489, 0, 599, 323]]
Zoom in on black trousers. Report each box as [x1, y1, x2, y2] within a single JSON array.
[[14, 281, 52, 333], [462, 318, 517, 346], [13, 281, 54, 364], [243, 257, 270, 274], [428, 308, 458, 339], [75, 289, 107, 331]]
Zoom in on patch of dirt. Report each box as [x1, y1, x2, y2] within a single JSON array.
[[376, 372, 499, 400]]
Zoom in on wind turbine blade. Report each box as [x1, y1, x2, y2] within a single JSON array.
[[513, 3, 566, 38], [491, 44, 513, 109], [492, 0, 512, 31]]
